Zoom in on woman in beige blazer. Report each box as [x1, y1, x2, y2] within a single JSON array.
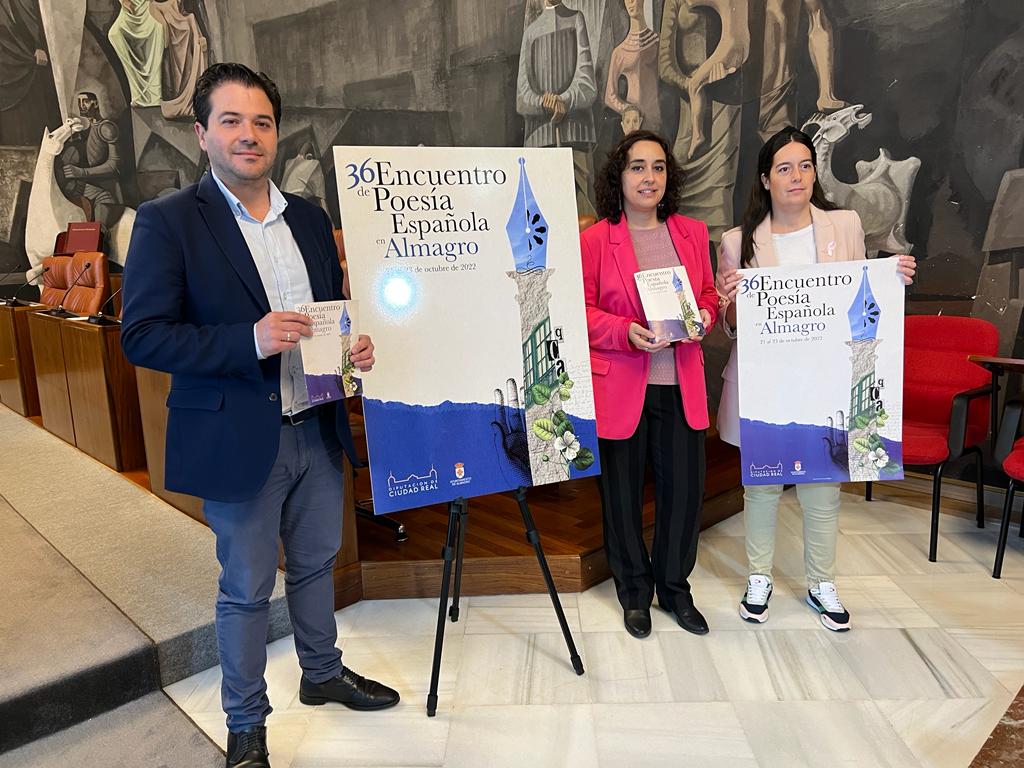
[[715, 126, 915, 632]]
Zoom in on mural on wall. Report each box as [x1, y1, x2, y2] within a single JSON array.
[[3, 0, 1022, 380]]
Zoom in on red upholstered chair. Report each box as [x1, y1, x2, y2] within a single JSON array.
[[39, 252, 109, 315], [871, 315, 999, 562], [993, 400, 1024, 578]]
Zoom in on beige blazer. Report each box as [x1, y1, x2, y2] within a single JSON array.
[[716, 206, 866, 446]]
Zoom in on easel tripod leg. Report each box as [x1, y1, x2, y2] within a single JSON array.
[[426, 499, 462, 716], [515, 487, 585, 676], [449, 503, 468, 621]]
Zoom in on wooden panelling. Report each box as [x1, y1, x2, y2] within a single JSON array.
[[135, 366, 205, 522], [0, 305, 40, 416], [61, 321, 145, 471], [27, 312, 74, 444]]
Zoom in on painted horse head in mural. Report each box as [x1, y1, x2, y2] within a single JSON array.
[[803, 105, 921, 256], [24, 119, 137, 278]]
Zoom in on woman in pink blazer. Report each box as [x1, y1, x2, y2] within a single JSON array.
[[716, 127, 915, 632], [581, 130, 719, 639]]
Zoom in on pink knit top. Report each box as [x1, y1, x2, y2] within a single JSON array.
[[631, 224, 679, 385]]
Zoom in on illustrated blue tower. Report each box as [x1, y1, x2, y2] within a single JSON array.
[[505, 157, 562, 483], [846, 266, 883, 480]]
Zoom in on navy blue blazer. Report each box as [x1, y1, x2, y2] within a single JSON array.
[[121, 173, 356, 503]]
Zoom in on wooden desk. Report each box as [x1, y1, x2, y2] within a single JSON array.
[[135, 366, 205, 522], [61, 319, 145, 471], [969, 354, 1024, 449], [0, 303, 41, 416], [27, 310, 74, 444]]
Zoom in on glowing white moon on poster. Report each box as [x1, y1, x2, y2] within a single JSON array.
[[335, 147, 601, 514]]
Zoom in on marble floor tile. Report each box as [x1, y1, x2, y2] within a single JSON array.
[[290, 704, 449, 767], [708, 629, 869, 702], [332, 632, 463, 703], [899, 573, 1024, 628], [947, 628, 1024, 693], [452, 632, 588, 707], [799, 575, 938, 629], [735, 700, 922, 768], [836, 532, 986, 576], [575, 577, 682, 634], [464, 593, 580, 636], [944, 528, 1024, 575], [190, 710, 311, 768], [838, 495, 984, 536], [162, 488, 1024, 768], [581, 631, 673, 703], [705, 631, 780, 701], [452, 633, 533, 707], [828, 628, 1003, 699], [592, 702, 758, 767], [443, 704, 598, 768], [656, 631, 729, 702], [877, 694, 1015, 768], [526, 632, 592, 704], [345, 598, 464, 639]]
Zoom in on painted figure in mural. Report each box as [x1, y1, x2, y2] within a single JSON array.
[[684, 0, 750, 159], [621, 104, 643, 134], [517, 0, 597, 216], [60, 91, 123, 229], [121, 63, 397, 768], [108, 0, 165, 108], [281, 141, 329, 213], [0, 0, 60, 145], [760, 0, 846, 140], [150, 0, 209, 121], [581, 130, 718, 640], [659, 0, 741, 241], [715, 127, 915, 633], [604, 0, 661, 135]]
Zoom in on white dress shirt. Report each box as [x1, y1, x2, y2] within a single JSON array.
[[210, 170, 314, 416]]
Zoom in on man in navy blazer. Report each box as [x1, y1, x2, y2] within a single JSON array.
[[121, 63, 398, 768]]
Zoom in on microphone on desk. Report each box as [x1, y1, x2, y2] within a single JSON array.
[[86, 285, 123, 326], [40, 262, 91, 318], [1, 266, 50, 307]]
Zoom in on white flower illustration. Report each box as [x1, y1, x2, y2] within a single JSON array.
[[555, 431, 580, 461], [867, 447, 889, 469]]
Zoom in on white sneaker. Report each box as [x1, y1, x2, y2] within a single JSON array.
[[806, 581, 851, 632], [739, 574, 772, 623]]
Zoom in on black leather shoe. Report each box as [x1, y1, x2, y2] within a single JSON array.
[[226, 725, 269, 767], [623, 608, 652, 638], [671, 603, 709, 635], [299, 667, 400, 711]]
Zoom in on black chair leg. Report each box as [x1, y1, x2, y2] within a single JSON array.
[[972, 447, 985, 529], [994, 480, 1016, 579], [929, 462, 947, 563], [865, 481, 873, 502]]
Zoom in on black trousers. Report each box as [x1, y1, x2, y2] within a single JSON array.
[[597, 384, 705, 611]]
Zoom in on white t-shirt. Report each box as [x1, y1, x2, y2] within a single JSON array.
[[771, 224, 817, 267]]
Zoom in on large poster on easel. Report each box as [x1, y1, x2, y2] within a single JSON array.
[[334, 147, 601, 514], [736, 259, 905, 485]]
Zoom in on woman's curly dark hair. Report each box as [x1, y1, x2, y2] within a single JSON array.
[[595, 130, 684, 224]]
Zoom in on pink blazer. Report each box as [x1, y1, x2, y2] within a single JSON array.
[[581, 213, 719, 439], [716, 206, 866, 446]]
